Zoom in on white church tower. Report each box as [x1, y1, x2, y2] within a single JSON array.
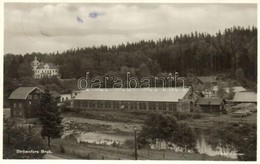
[[31, 56, 40, 71]]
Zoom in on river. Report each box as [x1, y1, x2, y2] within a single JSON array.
[[66, 130, 237, 159]]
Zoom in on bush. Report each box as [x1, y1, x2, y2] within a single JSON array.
[[60, 144, 65, 153], [192, 113, 202, 119], [75, 152, 90, 159], [112, 141, 118, 147], [61, 107, 71, 113], [3, 119, 48, 159], [206, 123, 256, 161], [174, 112, 192, 120], [139, 113, 197, 154], [88, 152, 97, 159], [124, 139, 135, 149]]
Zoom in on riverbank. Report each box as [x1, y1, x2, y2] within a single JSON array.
[[58, 109, 256, 160], [47, 136, 235, 160], [14, 109, 256, 160], [62, 109, 256, 130]]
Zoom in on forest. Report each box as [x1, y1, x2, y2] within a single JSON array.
[[4, 26, 257, 104]]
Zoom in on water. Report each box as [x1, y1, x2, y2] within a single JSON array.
[[196, 134, 237, 159], [65, 131, 237, 159], [150, 138, 237, 159], [75, 131, 132, 146]]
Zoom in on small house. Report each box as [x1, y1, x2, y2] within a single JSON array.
[[231, 92, 257, 104], [8, 87, 43, 118], [72, 90, 82, 99], [60, 94, 72, 102], [59, 78, 81, 99], [196, 98, 226, 114]]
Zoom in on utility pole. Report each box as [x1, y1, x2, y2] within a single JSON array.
[[134, 126, 138, 160]]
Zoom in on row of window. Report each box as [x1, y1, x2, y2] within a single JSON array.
[[27, 94, 39, 99], [13, 101, 32, 108], [34, 74, 52, 78], [61, 97, 70, 102], [13, 103, 23, 108], [35, 69, 58, 74], [75, 101, 176, 111], [13, 109, 23, 116]]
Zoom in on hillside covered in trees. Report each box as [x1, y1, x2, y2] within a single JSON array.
[[4, 26, 257, 103]]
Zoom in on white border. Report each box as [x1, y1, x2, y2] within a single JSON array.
[[0, 0, 259, 164]]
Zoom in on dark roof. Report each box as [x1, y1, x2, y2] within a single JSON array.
[[47, 63, 58, 69], [196, 76, 218, 84], [196, 98, 225, 105], [49, 90, 61, 98], [9, 87, 43, 100], [232, 92, 257, 102], [36, 63, 44, 69], [36, 63, 58, 69], [75, 87, 191, 102]]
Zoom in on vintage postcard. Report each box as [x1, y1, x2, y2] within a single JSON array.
[[1, 0, 258, 162]]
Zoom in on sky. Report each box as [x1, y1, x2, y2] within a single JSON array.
[[4, 3, 257, 54]]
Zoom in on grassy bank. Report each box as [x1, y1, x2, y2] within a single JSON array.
[[48, 137, 235, 160], [62, 109, 256, 131]]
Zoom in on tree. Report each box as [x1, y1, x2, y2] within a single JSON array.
[[137, 130, 152, 156], [3, 26, 257, 92], [8, 58, 19, 78], [3, 77, 20, 107], [19, 77, 38, 87], [207, 123, 256, 161], [124, 139, 135, 151], [138, 113, 197, 153], [217, 82, 226, 98], [226, 86, 235, 100], [235, 68, 245, 84], [138, 63, 151, 77], [139, 114, 179, 145], [37, 90, 63, 147], [3, 119, 47, 159], [171, 122, 197, 153], [18, 62, 33, 78]]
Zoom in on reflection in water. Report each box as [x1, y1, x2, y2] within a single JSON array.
[[196, 134, 237, 159]]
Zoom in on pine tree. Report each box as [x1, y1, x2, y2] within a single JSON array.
[[38, 90, 63, 147]]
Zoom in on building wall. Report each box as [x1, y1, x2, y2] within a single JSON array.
[[73, 88, 199, 112], [200, 105, 221, 113], [10, 90, 42, 118], [32, 58, 60, 79], [74, 100, 178, 112], [60, 94, 72, 102], [72, 91, 81, 99], [10, 99, 25, 118], [177, 88, 200, 112], [34, 68, 59, 79], [232, 101, 257, 105]]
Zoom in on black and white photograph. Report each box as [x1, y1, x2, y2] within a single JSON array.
[[2, 0, 258, 161]]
